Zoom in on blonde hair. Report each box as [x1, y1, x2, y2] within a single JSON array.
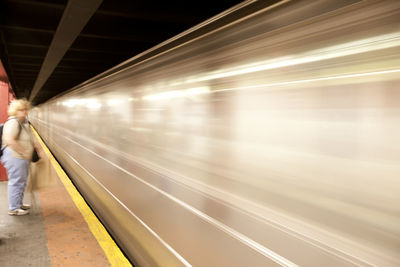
[[8, 99, 31, 116]]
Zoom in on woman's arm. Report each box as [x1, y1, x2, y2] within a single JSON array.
[[6, 135, 31, 160], [4, 121, 31, 160]]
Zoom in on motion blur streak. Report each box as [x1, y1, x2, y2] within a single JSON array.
[[66, 134, 296, 266], [30, 0, 400, 266], [61, 146, 192, 267], [181, 32, 400, 83], [213, 69, 400, 93]]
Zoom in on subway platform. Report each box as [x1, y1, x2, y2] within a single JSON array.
[[0, 129, 132, 267]]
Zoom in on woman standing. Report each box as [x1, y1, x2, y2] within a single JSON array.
[[1, 99, 35, 215]]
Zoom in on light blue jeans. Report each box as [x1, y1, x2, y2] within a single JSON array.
[[1, 148, 30, 210]]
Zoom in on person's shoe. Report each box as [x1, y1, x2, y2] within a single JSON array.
[[20, 204, 31, 210], [8, 208, 29, 216]]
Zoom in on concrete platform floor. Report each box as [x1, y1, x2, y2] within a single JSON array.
[[0, 136, 123, 266], [0, 182, 51, 267], [0, 173, 111, 266]]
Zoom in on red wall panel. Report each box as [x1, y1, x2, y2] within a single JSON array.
[[0, 60, 13, 181]]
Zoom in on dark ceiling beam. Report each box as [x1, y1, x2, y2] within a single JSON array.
[[12, 69, 38, 72], [2, 0, 65, 10], [66, 47, 133, 54], [95, 9, 200, 24], [0, 30, 18, 95], [11, 62, 41, 67], [8, 43, 131, 54], [0, 25, 55, 34], [7, 43, 48, 49], [1, 25, 154, 43], [8, 54, 45, 59], [79, 33, 155, 42], [29, 0, 103, 102]]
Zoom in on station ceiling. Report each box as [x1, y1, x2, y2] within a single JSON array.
[[0, 0, 245, 105]]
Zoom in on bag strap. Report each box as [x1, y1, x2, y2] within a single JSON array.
[[17, 119, 36, 148], [1, 118, 23, 151], [15, 119, 23, 140]]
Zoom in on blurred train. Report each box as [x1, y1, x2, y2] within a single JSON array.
[[29, 0, 400, 266]]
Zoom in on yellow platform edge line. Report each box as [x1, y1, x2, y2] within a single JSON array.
[[31, 126, 132, 267]]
